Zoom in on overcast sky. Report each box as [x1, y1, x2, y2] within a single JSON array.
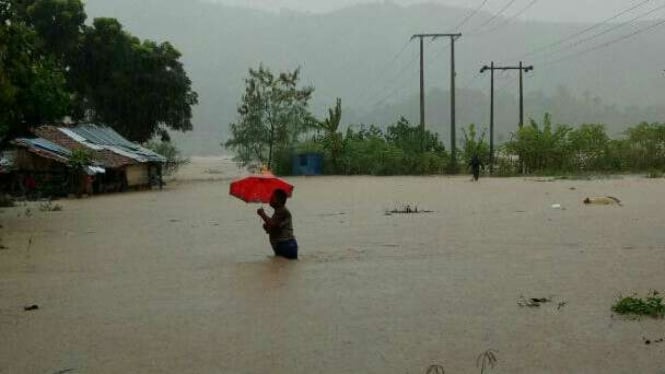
[[205, 0, 664, 23]]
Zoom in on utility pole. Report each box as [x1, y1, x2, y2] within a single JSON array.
[[419, 36, 425, 150], [518, 61, 527, 128], [480, 62, 495, 174], [480, 62, 533, 173], [450, 35, 458, 169], [411, 33, 462, 160]]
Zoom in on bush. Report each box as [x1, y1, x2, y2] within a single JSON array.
[[146, 140, 189, 176], [647, 169, 663, 179], [274, 114, 665, 176], [567, 124, 611, 171], [0, 194, 15, 207], [612, 291, 665, 318], [39, 200, 62, 212], [328, 119, 449, 176], [502, 115, 665, 175], [504, 113, 571, 173], [271, 148, 293, 176], [623, 122, 665, 170], [461, 124, 489, 168]]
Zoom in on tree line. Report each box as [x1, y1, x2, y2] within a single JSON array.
[[226, 65, 665, 176], [0, 0, 197, 145]]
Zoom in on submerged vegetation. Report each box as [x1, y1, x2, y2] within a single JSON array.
[[39, 200, 62, 212], [146, 140, 190, 177], [612, 291, 665, 319]]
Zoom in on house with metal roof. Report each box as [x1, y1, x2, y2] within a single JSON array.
[[3, 137, 77, 197], [1, 124, 166, 198], [34, 124, 166, 191]]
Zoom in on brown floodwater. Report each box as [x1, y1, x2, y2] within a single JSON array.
[[1, 158, 664, 373]]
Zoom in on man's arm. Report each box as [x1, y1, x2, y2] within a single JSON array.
[[257, 208, 287, 230], [257, 208, 271, 225]]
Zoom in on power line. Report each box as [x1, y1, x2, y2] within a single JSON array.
[[507, 0, 540, 21], [356, 38, 444, 109], [451, 0, 489, 32], [372, 39, 413, 79], [476, 0, 540, 35], [542, 16, 665, 67], [361, 46, 420, 110], [352, 39, 415, 106], [458, 70, 484, 91], [517, 0, 653, 59], [538, 2, 665, 62], [467, 0, 521, 35], [365, 42, 455, 120]]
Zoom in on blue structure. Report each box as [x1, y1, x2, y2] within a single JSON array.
[[292, 153, 323, 176]]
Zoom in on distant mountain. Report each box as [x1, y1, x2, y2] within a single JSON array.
[[84, 0, 665, 154]]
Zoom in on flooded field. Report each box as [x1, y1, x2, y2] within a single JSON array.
[[1, 159, 664, 373]]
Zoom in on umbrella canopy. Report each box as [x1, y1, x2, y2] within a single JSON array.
[[229, 172, 294, 203]]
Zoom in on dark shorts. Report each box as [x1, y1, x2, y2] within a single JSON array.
[[272, 239, 298, 260]]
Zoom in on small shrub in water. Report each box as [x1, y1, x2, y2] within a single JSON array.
[[647, 170, 663, 179], [0, 194, 15, 207], [476, 349, 497, 374], [426, 364, 446, 374], [39, 201, 63, 212], [612, 291, 665, 318]]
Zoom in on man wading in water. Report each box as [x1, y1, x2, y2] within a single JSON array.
[[469, 154, 483, 181], [257, 189, 298, 260]]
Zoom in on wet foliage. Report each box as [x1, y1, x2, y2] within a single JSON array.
[[1, 0, 197, 144], [612, 291, 665, 319]]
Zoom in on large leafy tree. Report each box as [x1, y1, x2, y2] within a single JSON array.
[[18, 0, 86, 60], [0, 6, 70, 141], [70, 18, 198, 142], [1, 0, 197, 144], [225, 65, 315, 171]]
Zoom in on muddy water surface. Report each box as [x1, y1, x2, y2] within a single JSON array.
[[1, 164, 664, 373]]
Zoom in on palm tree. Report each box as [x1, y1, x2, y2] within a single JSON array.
[[318, 98, 343, 172]]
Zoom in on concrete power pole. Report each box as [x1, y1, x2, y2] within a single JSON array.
[[480, 61, 533, 174], [411, 33, 462, 161], [480, 62, 495, 174]]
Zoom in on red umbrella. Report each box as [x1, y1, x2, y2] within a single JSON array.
[[229, 171, 294, 203]]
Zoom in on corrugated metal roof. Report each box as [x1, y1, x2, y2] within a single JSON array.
[[35, 126, 136, 168], [11, 137, 75, 165], [58, 128, 104, 151], [68, 125, 166, 163], [15, 137, 73, 160]]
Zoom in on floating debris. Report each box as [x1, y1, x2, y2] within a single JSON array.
[[518, 296, 553, 308], [642, 337, 663, 345], [386, 204, 433, 215], [583, 196, 622, 206]]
